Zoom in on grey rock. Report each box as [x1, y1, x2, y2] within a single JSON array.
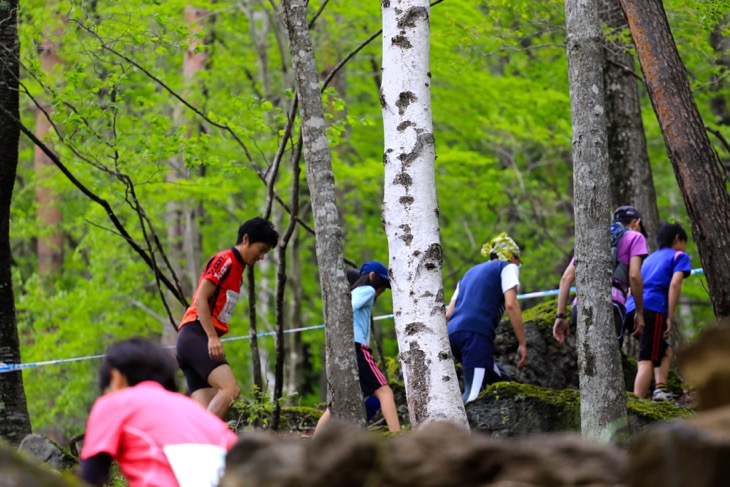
[[0, 437, 82, 487], [221, 421, 627, 487], [18, 434, 77, 472]]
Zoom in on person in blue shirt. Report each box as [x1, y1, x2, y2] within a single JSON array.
[[446, 233, 528, 403], [314, 261, 400, 434], [624, 221, 691, 401]]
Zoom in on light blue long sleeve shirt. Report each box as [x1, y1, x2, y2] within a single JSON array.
[[352, 286, 376, 346]]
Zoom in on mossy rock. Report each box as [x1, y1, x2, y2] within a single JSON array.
[[228, 400, 323, 431], [466, 382, 692, 438], [467, 382, 581, 436], [626, 394, 693, 423], [19, 434, 78, 472], [0, 438, 84, 487], [522, 298, 562, 328]]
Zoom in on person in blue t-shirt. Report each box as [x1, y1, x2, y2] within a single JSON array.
[[446, 233, 528, 403], [624, 222, 691, 401], [314, 261, 400, 434]]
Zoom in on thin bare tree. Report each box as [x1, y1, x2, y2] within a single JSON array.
[[280, 0, 365, 425]]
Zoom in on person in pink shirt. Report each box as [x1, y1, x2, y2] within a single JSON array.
[[80, 338, 238, 487], [553, 206, 649, 345]]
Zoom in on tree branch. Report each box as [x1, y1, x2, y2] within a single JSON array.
[[0, 103, 189, 312]]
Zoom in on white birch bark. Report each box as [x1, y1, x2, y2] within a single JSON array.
[[281, 0, 365, 425], [565, 0, 627, 441], [381, 0, 468, 429]]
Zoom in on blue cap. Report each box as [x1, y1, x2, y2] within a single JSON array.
[[359, 261, 390, 287]]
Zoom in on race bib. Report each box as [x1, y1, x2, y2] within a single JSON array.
[[163, 443, 227, 487], [218, 290, 240, 324]]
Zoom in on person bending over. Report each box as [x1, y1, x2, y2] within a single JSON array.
[[80, 338, 238, 487], [314, 261, 401, 434], [446, 233, 528, 403]]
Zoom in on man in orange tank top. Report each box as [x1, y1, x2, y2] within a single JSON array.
[[176, 217, 279, 419]]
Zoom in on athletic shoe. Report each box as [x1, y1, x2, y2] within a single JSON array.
[[652, 388, 674, 402]]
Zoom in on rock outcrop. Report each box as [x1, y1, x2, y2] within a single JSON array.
[[19, 434, 77, 472], [466, 382, 692, 438], [0, 438, 83, 487], [221, 420, 628, 487]]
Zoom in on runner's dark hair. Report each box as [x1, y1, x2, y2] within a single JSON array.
[[236, 216, 280, 247], [98, 338, 178, 393], [655, 221, 688, 249], [352, 272, 388, 291]]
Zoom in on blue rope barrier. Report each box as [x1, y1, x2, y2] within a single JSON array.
[[0, 267, 706, 374]]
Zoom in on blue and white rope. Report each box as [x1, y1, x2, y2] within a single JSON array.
[[0, 267, 706, 374]]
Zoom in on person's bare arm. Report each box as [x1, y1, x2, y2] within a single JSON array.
[[504, 287, 527, 368], [553, 263, 575, 344], [629, 255, 645, 337], [194, 279, 225, 361], [445, 298, 456, 323], [666, 271, 685, 338]]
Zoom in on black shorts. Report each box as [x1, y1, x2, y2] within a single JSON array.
[[176, 320, 228, 393], [626, 309, 669, 367], [356, 344, 388, 397]]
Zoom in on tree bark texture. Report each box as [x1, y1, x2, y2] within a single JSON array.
[[163, 5, 209, 346], [0, 0, 33, 445], [34, 28, 64, 278], [281, 0, 365, 425], [598, 0, 660, 250], [565, 0, 627, 442], [381, 0, 468, 429], [620, 0, 730, 318]]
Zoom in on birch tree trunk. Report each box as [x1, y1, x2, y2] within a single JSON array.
[[0, 0, 32, 445], [565, 0, 627, 442], [620, 0, 730, 319], [381, 0, 468, 429], [280, 0, 365, 425], [598, 0, 659, 249]]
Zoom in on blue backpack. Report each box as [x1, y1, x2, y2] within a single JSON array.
[[610, 222, 630, 295]]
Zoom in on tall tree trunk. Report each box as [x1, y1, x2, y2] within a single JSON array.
[[280, 0, 365, 426], [565, 0, 627, 442], [0, 0, 32, 445], [620, 0, 730, 319], [34, 28, 64, 278], [163, 5, 209, 346], [598, 0, 660, 249], [381, 0, 468, 429], [272, 142, 302, 430], [247, 266, 264, 397]]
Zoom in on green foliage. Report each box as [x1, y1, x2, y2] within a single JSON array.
[[228, 391, 322, 431]]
